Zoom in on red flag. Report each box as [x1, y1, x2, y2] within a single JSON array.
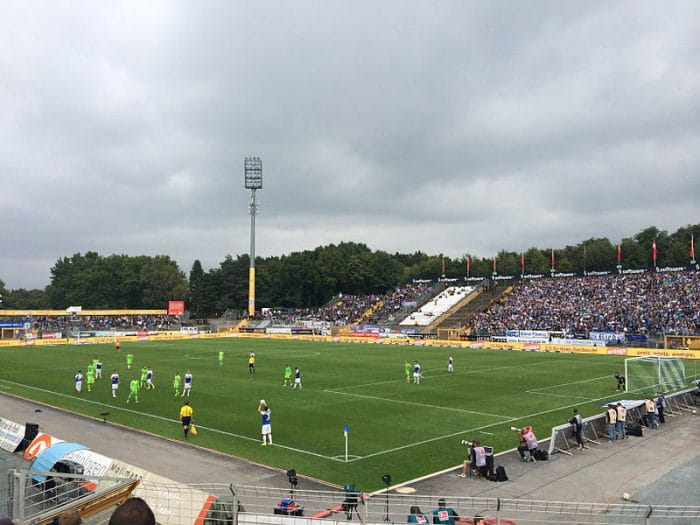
[[521, 252, 525, 273], [617, 244, 621, 265], [466, 256, 471, 276], [652, 240, 657, 264], [493, 256, 497, 274], [691, 235, 695, 261], [551, 249, 555, 270]]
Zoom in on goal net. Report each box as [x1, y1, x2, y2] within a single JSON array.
[[624, 356, 688, 393]]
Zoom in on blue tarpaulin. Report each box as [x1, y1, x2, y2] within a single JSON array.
[[30, 442, 88, 482]]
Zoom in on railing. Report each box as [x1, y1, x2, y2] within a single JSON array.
[[6, 473, 700, 524]]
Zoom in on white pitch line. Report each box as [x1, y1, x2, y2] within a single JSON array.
[[333, 359, 553, 391], [346, 390, 627, 462], [526, 374, 612, 392], [322, 389, 512, 420], [0, 379, 340, 462], [525, 390, 594, 401]]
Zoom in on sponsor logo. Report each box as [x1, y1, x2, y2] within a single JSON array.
[[607, 348, 628, 356]]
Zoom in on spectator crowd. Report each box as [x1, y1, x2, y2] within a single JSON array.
[[470, 271, 700, 337], [0, 314, 179, 335]]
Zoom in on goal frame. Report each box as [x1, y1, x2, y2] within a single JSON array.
[[624, 355, 687, 394]]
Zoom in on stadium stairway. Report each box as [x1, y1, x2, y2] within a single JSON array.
[[431, 280, 513, 334]]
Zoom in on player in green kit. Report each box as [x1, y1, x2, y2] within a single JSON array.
[[283, 364, 292, 387], [86, 367, 95, 392], [140, 366, 148, 388], [404, 361, 411, 383], [127, 379, 139, 403], [126, 353, 134, 370], [218, 351, 224, 367], [173, 371, 181, 397]]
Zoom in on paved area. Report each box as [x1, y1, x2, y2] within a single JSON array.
[[402, 408, 700, 506], [0, 392, 334, 491], [1, 391, 699, 508]]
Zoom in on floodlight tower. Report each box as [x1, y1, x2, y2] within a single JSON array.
[[244, 157, 263, 317]]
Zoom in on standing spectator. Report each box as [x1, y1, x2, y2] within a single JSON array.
[[431, 499, 458, 525], [54, 508, 82, 524], [569, 409, 587, 450], [109, 497, 156, 525], [616, 403, 627, 439], [605, 404, 617, 442], [656, 392, 667, 424], [179, 400, 193, 438]]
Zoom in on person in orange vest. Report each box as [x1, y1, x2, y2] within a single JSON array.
[[616, 403, 628, 439], [643, 397, 658, 428], [516, 426, 538, 461], [605, 404, 617, 441]]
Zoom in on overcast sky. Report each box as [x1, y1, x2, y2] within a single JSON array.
[[1, 1, 698, 289]]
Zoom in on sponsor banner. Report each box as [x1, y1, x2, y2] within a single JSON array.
[[108, 459, 211, 525], [62, 449, 114, 489], [41, 332, 63, 339], [24, 432, 65, 460], [0, 417, 25, 453], [551, 338, 605, 347], [348, 332, 380, 338], [607, 348, 628, 356], [168, 300, 185, 316], [506, 336, 549, 344], [626, 334, 648, 343], [589, 331, 625, 343], [267, 327, 293, 334], [0, 322, 27, 328], [0, 340, 20, 347]]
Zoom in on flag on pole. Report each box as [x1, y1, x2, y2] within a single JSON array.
[[521, 252, 525, 273], [691, 234, 696, 262], [652, 240, 657, 265], [493, 256, 497, 274], [551, 249, 555, 271], [617, 244, 622, 265], [466, 256, 471, 277], [344, 423, 349, 438]]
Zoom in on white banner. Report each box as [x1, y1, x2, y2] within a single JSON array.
[[551, 338, 606, 347], [0, 417, 25, 453], [23, 432, 65, 460]]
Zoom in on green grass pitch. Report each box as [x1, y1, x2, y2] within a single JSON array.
[[0, 339, 630, 490]]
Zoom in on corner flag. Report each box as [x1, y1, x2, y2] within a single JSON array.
[[344, 424, 349, 437]]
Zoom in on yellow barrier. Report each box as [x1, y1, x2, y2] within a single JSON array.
[[1, 330, 698, 359]]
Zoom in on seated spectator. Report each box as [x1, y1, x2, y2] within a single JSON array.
[[407, 505, 429, 524], [431, 499, 458, 525], [109, 497, 156, 525]]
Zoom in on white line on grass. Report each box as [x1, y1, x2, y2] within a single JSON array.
[[524, 390, 594, 401], [322, 389, 512, 420], [345, 390, 627, 462], [332, 359, 553, 391], [526, 374, 612, 392], [0, 379, 341, 462]]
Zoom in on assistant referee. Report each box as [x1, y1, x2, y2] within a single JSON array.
[[179, 400, 193, 438]]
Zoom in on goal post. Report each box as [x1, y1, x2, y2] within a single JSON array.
[[624, 356, 689, 394]]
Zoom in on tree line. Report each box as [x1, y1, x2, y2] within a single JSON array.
[[0, 223, 696, 314]]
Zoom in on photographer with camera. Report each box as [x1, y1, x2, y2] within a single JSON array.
[[458, 440, 493, 479], [513, 425, 538, 462]]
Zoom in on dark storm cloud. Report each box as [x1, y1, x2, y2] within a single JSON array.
[[1, 1, 698, 288]]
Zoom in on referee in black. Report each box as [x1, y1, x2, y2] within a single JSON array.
[[614, 372, 625, 391], [179, 400, 193, 438]]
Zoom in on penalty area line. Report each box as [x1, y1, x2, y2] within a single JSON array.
[[0, 379, 341, 462]]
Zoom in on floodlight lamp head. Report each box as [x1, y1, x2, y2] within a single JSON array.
[[244, 157, 263, 189]]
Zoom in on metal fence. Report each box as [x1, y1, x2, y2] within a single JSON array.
[[6, 473, 700, 524]]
